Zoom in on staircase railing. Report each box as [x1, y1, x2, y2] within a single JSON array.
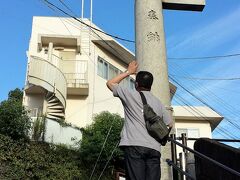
[[167, 134, 240, 180], [28, 55, 67, 108]]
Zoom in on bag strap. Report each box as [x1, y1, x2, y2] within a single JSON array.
[[139, 91, 147, 105], [140, 91, 172, 134]]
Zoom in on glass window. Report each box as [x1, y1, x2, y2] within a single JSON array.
[[188, 129, 200, 138], [103, 62, 108, 79], [97, 57, 108, 80], [177, 128, 188, 137], [97, 56, 134, 88], [97, 57, 103, 77], [109, 64, 119, 79], [177, 128, 200, 138]]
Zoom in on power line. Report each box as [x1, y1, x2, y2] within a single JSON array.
[[89, 122, 114, 180], [40, 0, 131, 64], [173, 94, 240, 141], [170, 76, 240, 131], [42, 0, 240, 62], [41, 0, 240, 133], [40, 0, 239, 143], [170, 74, 240, 81], [173, 93, 235, 138], [42, 10, 123, 177], [168, 53, 240, 60], [58, 0, 77, 16], [169, 63, 240, 121], [41, 0, 135, 43], [171, 88, 239, 141], [97, 141, 119, 180]]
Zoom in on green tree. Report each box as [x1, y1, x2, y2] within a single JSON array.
[[8, 88, 23, 101], [79, 111, 124, 179], [0, 88, 31, 140]]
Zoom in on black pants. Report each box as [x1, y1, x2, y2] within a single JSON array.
[[121, 146, 161, 180]]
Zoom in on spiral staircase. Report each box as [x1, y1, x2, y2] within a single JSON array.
[[25, 55, 67, 121], [45, 92, 65, 120]]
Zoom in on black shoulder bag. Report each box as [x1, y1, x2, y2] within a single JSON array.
[[139, 91, 171, 146]]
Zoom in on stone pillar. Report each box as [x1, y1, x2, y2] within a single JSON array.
[[135, 0, 173, 179]]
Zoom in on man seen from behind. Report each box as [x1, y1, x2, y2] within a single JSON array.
[[106, 61, 173, 180]]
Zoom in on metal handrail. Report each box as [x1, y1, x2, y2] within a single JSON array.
[[166, 159, 196, 180], [168, 137, 240, 177], [176, 137, 240, 143]]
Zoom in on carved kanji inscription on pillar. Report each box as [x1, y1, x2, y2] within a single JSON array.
[[148, 10, 158, 20], [147, 32, 160, 42]]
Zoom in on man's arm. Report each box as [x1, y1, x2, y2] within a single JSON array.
[[163, 106, 173, 128], [106, 61, 138, 91]]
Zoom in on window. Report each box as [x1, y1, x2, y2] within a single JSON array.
[[97, 56, 135, 89], [109, 64, 119, 79], [97, 57, 108, 79], [177, 128, 199, 138]]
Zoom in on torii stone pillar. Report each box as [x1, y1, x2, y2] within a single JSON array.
[[135, 0, 205, 179]]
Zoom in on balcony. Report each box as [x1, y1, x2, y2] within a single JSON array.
[[51, 55, 89, 95], [64, 73, 89, 95]]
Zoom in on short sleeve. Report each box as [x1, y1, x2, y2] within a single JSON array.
[[112, 84, 131, 102]]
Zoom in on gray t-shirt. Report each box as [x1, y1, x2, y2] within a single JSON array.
[[112, 84, 172, 152]]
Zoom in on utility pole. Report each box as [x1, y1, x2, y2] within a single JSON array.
[[135, 0, 205, 179]]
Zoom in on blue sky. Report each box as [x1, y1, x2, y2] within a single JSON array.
[[0, 0, 240, 146]]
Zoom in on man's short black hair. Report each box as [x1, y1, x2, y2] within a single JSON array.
[[136, 71, 153, 90]]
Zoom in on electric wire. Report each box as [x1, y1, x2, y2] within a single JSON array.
[[168, 53, 240, 60], [97, 141, 120, 180], [54, 0, 240, 127], [42, 0, 240, 62], [89, 121, 114, 180], [170, 76, 240, 131], [173, 93, 240, 142], [40, 0, 240, 163], [170, 74, 240, 81], [58, 0, 77, 16], [172, 91, 239, 140], [42, 0, 135, 43], [41, 0, 131, 64], [171, 75, 240, 131], [172, 96, 232, 140], [38, 4, 117, 120], [42, 9, 122, 177], [41, 0, 240, 141], [170, 62, 240, 141], [169, 63, 240, 122]]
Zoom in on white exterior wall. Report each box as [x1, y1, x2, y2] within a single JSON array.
[[175, 120, 212, 154], [44, 119, 82, 148], [86, 44, 126, 123], [26, 16, 127, 128]]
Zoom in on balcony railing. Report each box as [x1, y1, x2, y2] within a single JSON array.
[[28, 56, 67, 108], [64, 73, 88, 87], [51, 54, 88, 88]]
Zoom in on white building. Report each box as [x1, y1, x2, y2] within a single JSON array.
[[23, 16, 223, 148]]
